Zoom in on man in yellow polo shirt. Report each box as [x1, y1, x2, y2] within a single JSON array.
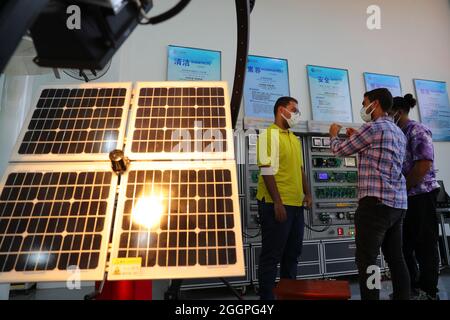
[[256, 96, 312, 300]]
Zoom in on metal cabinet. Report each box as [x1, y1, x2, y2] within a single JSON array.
[[250, 240, 322, 284], [322, 239, 383, 277]]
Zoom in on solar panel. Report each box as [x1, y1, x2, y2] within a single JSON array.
[[125, 82, 234, 161], [108, 161, 244, 280], [1, 81, 244, 283], [10, 83, 132, 162], [0, 163, 117, 282]]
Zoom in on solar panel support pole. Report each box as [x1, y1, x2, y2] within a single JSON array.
[[164, 278, 243, 300], [230, 0, 250, 129]]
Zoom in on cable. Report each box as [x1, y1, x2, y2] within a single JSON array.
[[250, 0, 256, 12], [133, 0, 191, 25], [242, 229, 261, 239], [62, 59, 111, 82], [242, 213, 262, 239], [242, 211, 333, 238], [131, 0, 151, 22], [304, 218, 332, 233], [304, 223, 331, 233]]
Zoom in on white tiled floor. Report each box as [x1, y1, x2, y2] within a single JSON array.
[[8, 268, 450, 300]]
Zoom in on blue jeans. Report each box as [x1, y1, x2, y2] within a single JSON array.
[[257, 200, 304, 300]]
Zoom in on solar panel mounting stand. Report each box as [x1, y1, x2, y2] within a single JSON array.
[[164, 278, 243, 300]]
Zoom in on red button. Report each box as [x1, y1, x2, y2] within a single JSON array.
[[337, 228, 344, 236]]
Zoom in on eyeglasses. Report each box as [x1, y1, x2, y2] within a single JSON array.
[[285, 106, 299, 114]]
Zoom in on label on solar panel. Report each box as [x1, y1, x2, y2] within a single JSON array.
[[111, 258, 142, 276], [0, 163, 117, 282], [125, 82, 234, 161], [10, 83, 132, 162], [108, 161, 244, 280]]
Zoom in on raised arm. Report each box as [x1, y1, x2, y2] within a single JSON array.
[[329, 123, 373, 157]]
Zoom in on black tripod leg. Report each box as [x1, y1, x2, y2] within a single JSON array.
[[164, 279, 183, 300], [219, 278, 243, 300]]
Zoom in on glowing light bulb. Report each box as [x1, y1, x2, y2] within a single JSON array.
[[132, 195, 165, 229]]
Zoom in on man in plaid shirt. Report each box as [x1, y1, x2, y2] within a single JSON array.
[[329, 88, 410, 300]]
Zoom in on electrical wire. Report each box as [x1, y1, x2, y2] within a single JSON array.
[[304, 218, 332, 233], [242, 210, 333, 238], [132, 0, 191, 25], [242, 214, 261, 239], [243, 216, 334, 240], [243, 229, 261, 239]]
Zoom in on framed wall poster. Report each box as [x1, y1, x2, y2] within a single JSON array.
[[243, 55, 290, 125], [414, 79, 450, 142], [167, 45, 221, 81], [307, 65, 353, 123], [364, 72, 402, 97]]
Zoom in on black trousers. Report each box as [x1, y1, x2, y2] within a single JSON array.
[[403, 189, 440, 297], [257, 201, 304, 300], [355, 197, 410, 300]]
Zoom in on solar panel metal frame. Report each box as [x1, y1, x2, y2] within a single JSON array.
[[108, 160, 244, 281], [0, 162, 118, 283], [10, 82, 132, 163], [125, 81, 235, 161]]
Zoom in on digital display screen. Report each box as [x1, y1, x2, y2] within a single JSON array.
[[344, 157, 356, 167], [322, 137, 331, 147], [317, 172, 329, 181], [312, 137, 322, 147]]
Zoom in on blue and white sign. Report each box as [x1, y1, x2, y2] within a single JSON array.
[[307, 65, 353, 123], [364, 72, 402, 97], [243, 55, 290, 121], [414, 79, 450, 142], [167, 45, 221, 81]]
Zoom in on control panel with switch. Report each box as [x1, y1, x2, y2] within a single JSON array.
[[306, 135, 359, 240]]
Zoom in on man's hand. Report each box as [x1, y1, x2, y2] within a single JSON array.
[[303, 194, 312, 209], [274, 202, 287, 222], [329, 123, 343, 138], [346, 127, 357, 137]]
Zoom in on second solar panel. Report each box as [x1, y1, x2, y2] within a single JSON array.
[[126, 82, 234, 161]]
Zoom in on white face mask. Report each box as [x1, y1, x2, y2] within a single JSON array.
[[392, 111, 401, 126], [360, 102, 375, 123], [281, 108, 301, 128]]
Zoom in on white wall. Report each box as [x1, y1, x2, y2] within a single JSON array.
[[1, 0, 449, 183], [250, 0, 449, 185]]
